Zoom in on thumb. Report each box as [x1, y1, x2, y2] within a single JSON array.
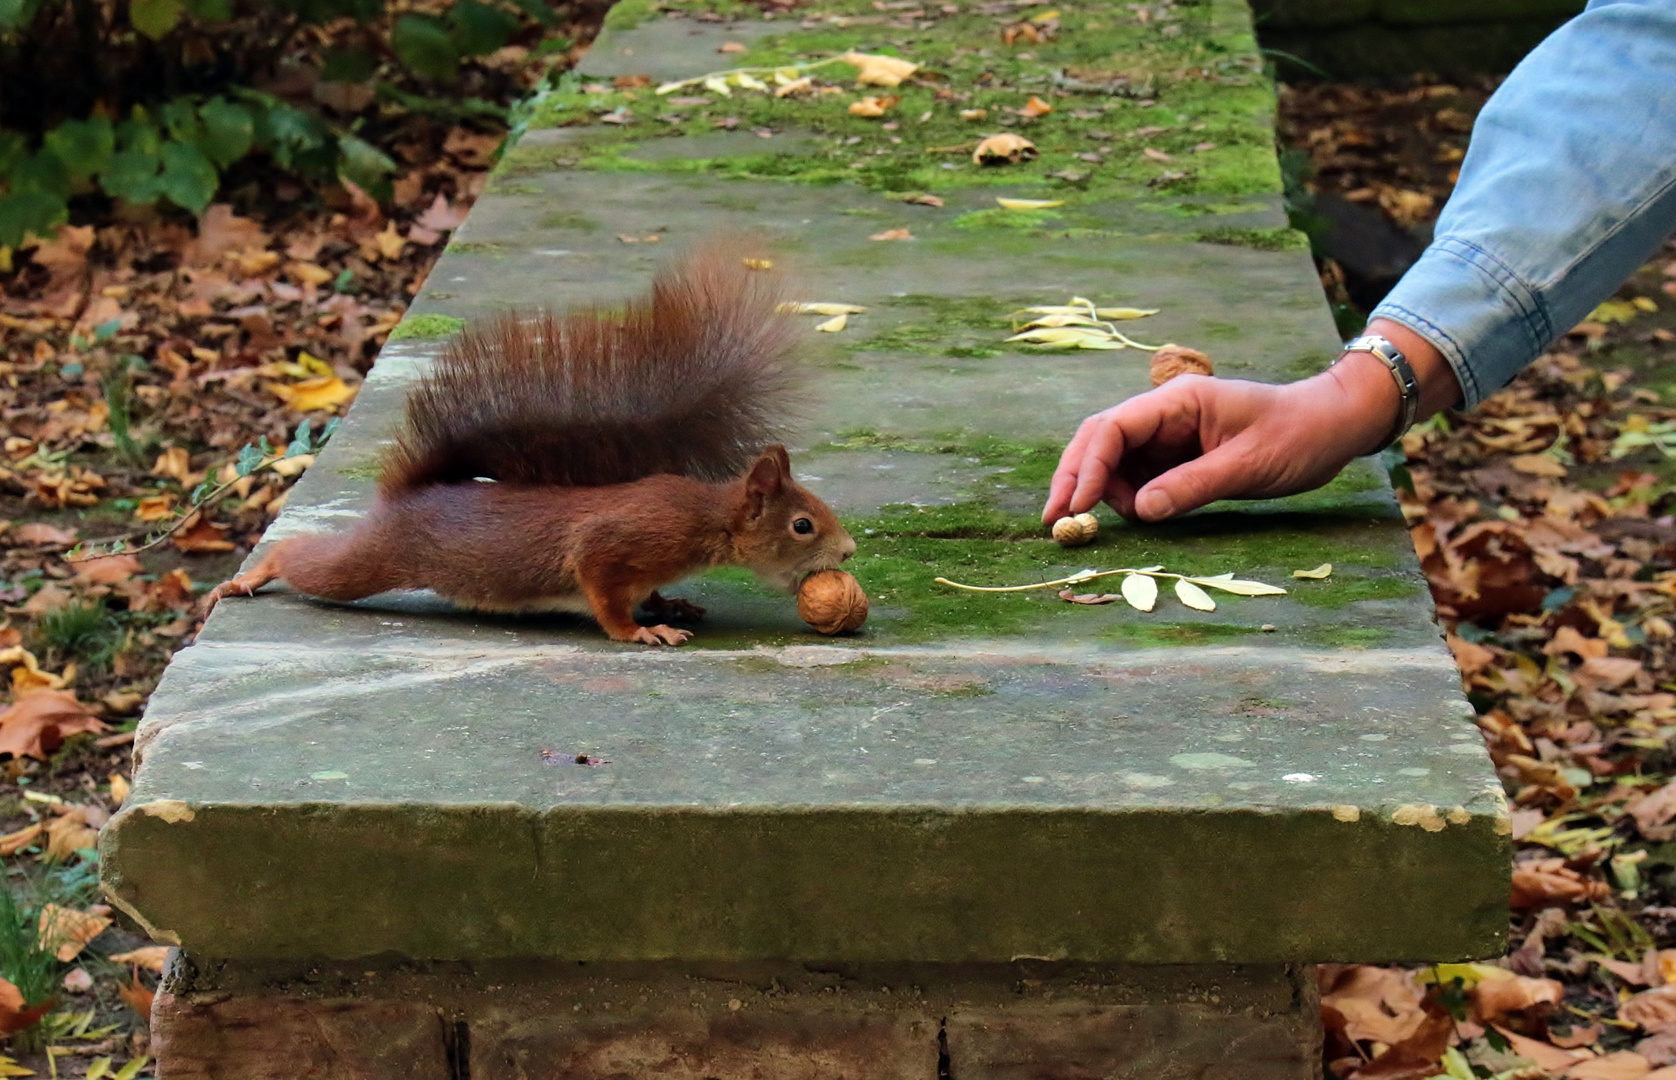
[[1133, 442, 1252, 522]]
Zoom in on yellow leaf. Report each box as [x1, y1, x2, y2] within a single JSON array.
[[1031, 8, 1059, 21], [133, 494, 175, 522], [1120, 573, 1158, 612], [0, 1055, 33, 1077], [1292, 563, 1333, 579], [372, 222, 405, 261], [1006, 326, 1123, 350], [1633, 296, 1658, 312], [1019, 95, 1052, 118], [84, 1057, 111, 1080], [841, 50, 918, 87], [742, 257, 773, 270], [285, 261, 333, 287], [703, 76, 731, 96], [774, 77, 813, 97], [267, 376, 355, 412], [778, 302, 867, 315], [1095, 307, 1159, 320], [1174, 578, 1216, 611], [108, 946, 170, 972], [734, 72, 767, 91], [1019, 314, 1104, 330], [815, 314, 848, 333], [1188, 572, 1287, 597], [1590, 299, 1642, 325], [112, 1058, 148, 1080], [848, 95, 895, 117], [108, 774, 130, 805], [995, 197, 1064, 210]]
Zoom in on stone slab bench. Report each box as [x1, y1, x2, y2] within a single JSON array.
[[101, 0, 1510, 1075]]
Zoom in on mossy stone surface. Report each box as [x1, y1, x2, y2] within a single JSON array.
[[103, 0, 1509, 967]]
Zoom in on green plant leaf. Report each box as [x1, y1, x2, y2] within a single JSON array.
[[448, 0, 518, 57], [43, 117, 115, 180], [117, 109, 163, 155], [100, 149, 163, 204], [198, 97, 254, 167], [0, 0, 47, 31], [159, 98, 203, 144], [157, 140, 218, 214], [507, 0, 556, 27], [321, 46, 378, 82], [129, 0, 182, 38], [8, 149, 68, 195], [336, 133, 396, 194], [0, 131, 26, 175], [0, 190, 67, 248], [392, 13, 458, 79]]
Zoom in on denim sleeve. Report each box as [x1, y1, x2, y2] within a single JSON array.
[[1370, 0, 1676, 410]]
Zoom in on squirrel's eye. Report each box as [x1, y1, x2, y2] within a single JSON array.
[[792, 517, 814, 535]]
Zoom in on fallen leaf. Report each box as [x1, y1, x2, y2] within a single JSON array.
[[959, 108, 988, 120], [718, 40, 746, 52], [0, 824, 42, 857], [869, 228, 913, 241], [133, 494, 175, 522], [1007, 326, 1125, 350], [1512, 857, 1611, 908], [816, 314, 848, 332], [901, 193, 943, 207], [995, 197, 1064, 210], [73, 554, 141, 587], [842, 50, 918, 87], [170, 515, 235, 554], [37, 904, 110, 962], [1174, 578, 1216, 611], [1321, 966, 1427, 1044], [1058, 589, 1120, 605], [44, 808, 100, 860], [1567, 1052, 1652, 1080], [1511, 453, 1569, 478], [415, 193, 468, 233], [973, 133, 1037, 165], [13, 523, 77, 548], [1494, 1026, 1590, 1071], [1293, 563, 1333, 579], [61, 968, 91, 994], [267, 374, 356, 412], [1187, 572, 1288, 597], [1626, 987, 1676, 1034], [0, 976, 53, 1036], [0, 691, 105, 761], [1120, 572, 1157, 612], [1469, 972, 1563, 1023], [109, 774, 130, 805], [150, 446, 194, 483], [849, 95, 898, 117], [1019, 95, 1052, 118], [117, 969, 154, 1020], [1143, 147, 1173, 162], [109, 946, 170, 972]]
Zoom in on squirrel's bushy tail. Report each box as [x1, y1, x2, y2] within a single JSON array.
[[382, 243, 800, 492]]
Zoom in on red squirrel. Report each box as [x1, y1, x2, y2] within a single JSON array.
[[203, 245, 856, 645]]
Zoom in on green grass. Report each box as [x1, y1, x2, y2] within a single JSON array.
[[34, 601, 120, 671]]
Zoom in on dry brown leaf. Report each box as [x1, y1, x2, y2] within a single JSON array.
[[286, 261, 334, 287], [0, 823, 42, 857], [1495, 1026, 1591, 1071], [1469, 972, 1563, 1023], [1320, 966, 1426, 1045], [44, 806, 101, 860], [170, 515, 235, 554], [1350, 1008, 1452, 1079], [415, 193, 468, 233], [37, 904, 110, 962], [848, 95, 899, 117], [902, 193, 944, 207], [1511, 453, 1569, 478], [109, 773, 131, 805], [869, 228, 913, 241], [1567, 1052, 1652, 1080], [109, 946, 171, 973], [1511, 857, 1610, 908], [0, 691, 105, 761], [1143, 147, 1173, 162], [117, 969, 154, 1020], [842, 50, 918, 87], [1548, 624, 1610, 660], [1552, 1023, 1605, 1049], [150, 446, 193, 484], [1631, 783, 1676, 836], [1019, 94, 1052, 118], [268, 374, 356, 412], [134, 494, 175, 522], [0, 975, 54, 1035], [72, 554, 141, 587], [1625, 987, 1676, 1034], [13, 522, 77, 547], [189, 205, 267, 265]]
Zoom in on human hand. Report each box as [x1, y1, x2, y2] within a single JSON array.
[[1041, 320, 1462, 523]]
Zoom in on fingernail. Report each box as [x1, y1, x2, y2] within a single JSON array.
[[1138, 490, 1175, 520]]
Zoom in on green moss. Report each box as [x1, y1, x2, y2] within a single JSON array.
[[1288, 574, 1425, 609], [1102, 621, 1264, 648], [1192, 226, 1309, 251], [539, 211, 599, 230], [387, 314, 467, 341], [444, 240, 510, 255], [602, 0, 657, 31], [841, 294, 1016, 359], [337, 459, 383, 481], [951, 208, 1065, 231]]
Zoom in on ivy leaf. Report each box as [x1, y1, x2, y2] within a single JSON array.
[[336, 134, 396, 196], [197, 98, 253, 168], [448, 0, 518, 57], [1120, 573, 1157, 612], [0, 190, 67, 248], [234, 444, 265, 478], [392, 13, 459, 80], [156, 141, 218, 214], [99, 150, 163, 204], [129, 0, 182, 38], [43, 117, 115, 180], [1174, 578, 1217, 612]]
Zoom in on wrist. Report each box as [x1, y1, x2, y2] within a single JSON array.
[[1314, 350, 1406, 459], [1362, 317, 1462, 417]]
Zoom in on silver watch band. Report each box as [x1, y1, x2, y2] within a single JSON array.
[[1338, 334, 1419, 451]]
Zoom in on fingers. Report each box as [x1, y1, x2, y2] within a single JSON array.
[[1043, 386, 1180, 522], [1042, 413, 1106, 522], [1131, 432, 1266, 521]]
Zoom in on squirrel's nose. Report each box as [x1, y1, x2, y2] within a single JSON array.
[[840, 535, 856, 561]]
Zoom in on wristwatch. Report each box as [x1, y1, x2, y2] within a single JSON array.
[[1337, 334, 1419, 451]]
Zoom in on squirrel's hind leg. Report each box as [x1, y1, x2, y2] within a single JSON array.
[[579, 577, 693, 646]]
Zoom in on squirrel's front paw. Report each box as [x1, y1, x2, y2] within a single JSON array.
[[643, 592, 707, 623], [200, 579, 255, 615], [630, 624, 693, 646]]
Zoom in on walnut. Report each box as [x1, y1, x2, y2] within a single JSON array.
[[1052, 512, 1098, 547], [1149, 344, 1214, 387], [798, 570, 869, 635]]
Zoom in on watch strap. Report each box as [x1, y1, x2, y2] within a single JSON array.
[[1339, 334, 1419, 451]]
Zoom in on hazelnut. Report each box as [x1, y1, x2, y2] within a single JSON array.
[[1149, 344, 1214, 387], [798, 570, 869, 635], [1052, 512, 1098, 547]]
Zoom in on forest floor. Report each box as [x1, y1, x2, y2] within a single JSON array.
[[0, 27, 1673, 1080]]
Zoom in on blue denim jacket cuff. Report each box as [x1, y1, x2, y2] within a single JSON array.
[[1370, 238, 1551, 411]]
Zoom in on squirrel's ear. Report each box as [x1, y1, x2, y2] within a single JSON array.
[[743, 447, 786, 520]]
